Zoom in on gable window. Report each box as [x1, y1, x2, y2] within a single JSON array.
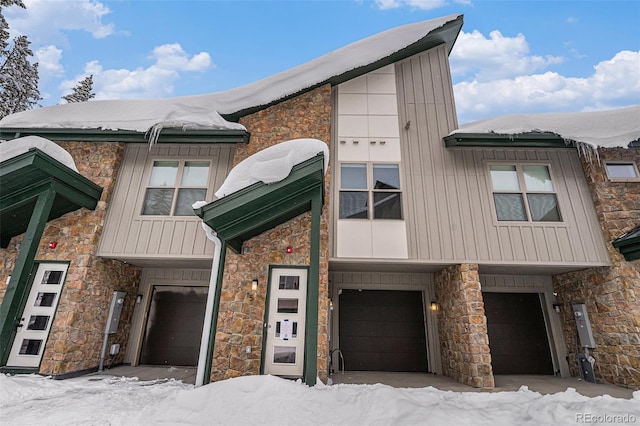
[[143, 160, 210, 216], [489, 164, 561, 222], [605, 162, 639, 181], [339, 163, 402, 220]]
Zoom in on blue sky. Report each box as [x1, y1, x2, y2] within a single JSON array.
[[4, 0, 640, 124]]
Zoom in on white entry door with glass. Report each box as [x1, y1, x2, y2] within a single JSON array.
[[7, 262, 68, 368], [264, 268, 307, 377]]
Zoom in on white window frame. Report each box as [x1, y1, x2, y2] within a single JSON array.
[[140, 158, 212, 217], [604, 161, 640, 182], [338, 162, 403, 221], [488, 162, 563, 223]]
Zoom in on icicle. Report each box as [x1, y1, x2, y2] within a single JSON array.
[[146, 123, 164, 148]]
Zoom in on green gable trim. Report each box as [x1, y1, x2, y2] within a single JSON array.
[[444, 132, 570, 148], [195, 153, 325, 386], [195, 154, 325, 253], [1, 148, 103, 247], [612, 226, 640, 262], [0, 128, 250, 144]]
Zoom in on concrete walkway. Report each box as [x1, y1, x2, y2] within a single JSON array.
[[94, 366, 636, 399]]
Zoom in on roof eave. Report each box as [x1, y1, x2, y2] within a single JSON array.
[[444, 132, 571, 148], [0, 127, 250, 144]]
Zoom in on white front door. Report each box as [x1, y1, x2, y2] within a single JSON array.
[[264, 268, 307, 377], [7, 263, 68, 368]]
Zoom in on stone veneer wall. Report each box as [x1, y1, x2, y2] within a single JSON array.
[[0, 141, 141, 376], [209, 85, 332, 382], [435, 263, 494, 388], [553, 147, 640, 389]]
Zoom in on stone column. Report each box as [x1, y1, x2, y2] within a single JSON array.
[[435, 263, 494, 388]]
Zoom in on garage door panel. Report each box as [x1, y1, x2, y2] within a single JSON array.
[[339, 289, 428, 372], [483, 292, 554, 375]]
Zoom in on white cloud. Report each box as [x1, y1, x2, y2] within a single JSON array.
[[450, 30, 564, 81], [374, 0, 452, 10], [60, 44, 214, 100], [35, 45, 64, 80], [453, 50, 640, 124], [5, 0, 115, 45]]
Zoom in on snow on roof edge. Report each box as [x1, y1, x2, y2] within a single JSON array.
[[0, 135, 79, 171], [0, 14, 462, 137], [450, 105, 640, 149]]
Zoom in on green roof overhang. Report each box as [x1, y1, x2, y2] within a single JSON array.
[[0, 148, 103, 248], [194, 153, 325, 253], [612, 226, 640, 262], [0, 128, 250, 144], [444, 132, 570, 148]]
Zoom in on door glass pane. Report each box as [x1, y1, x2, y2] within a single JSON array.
[[490, 165, 520, 191], [27, 315, 50, 331], [174, 188, 207, 216], [148, 161, 178, 186], [528, 193, 562, 222], [143, 188, 174, 215], [494, 193, 527, 221], [339, 191, 368, 219], [373, 192, 402, 219], [523, 165, 554, 191], [181, 161, 210, 186], [34, 292, 56, 307], [278, 276, 300, 290], [340, 164, 367, 189], [19, 339, 42, 355], [373, 164, 400, 189], [606, 163, 638, 178], [277, 298, 299, 313], [273, 346, 296, 364], [42, 270, 63, 285], [275, 322, 298, 338]]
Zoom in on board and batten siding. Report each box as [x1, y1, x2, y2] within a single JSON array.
[[97, 144, 234, 262], [395, 46, 609, 267]]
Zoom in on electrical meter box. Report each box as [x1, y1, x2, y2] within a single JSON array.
[[106, 291, 126, 334], [572, 304, 596, 348]]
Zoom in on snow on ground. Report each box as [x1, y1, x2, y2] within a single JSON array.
[[452, 105, 640, 149], [0, 136, 78, 171], [1, 374, 638, 426]]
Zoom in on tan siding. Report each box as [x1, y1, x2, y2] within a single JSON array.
[[98, 143, 235, 261], [396, 47, 609, 267]]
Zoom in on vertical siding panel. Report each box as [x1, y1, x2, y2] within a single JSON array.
[[533, 227, 550, 261]]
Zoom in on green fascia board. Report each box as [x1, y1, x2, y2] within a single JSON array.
[[0, 148, 103, 246], [195, 154, 325, 253], [0, 128, 250, 144], [612, 227, 640, 261], [444, 132, 570, 148]]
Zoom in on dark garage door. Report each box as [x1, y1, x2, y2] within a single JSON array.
[[339, 290, 428, 372], [140, 286, 208, 366], [483, 292, 554, 375]]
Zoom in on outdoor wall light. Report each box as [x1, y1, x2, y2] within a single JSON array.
[[251, 279, 259, 291], [553, 303, 561, 313], [430, 301, 438, 311], [136, 294, 143, 304]]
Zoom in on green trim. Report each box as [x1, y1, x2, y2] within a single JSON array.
[[0, 148, 103, 247], [0, 191, 56, 365], [0, 367, 39, 374], [304, 192, 322, 386], [443, 132, 570, 148], [612, 227, 640, 261], [202, 241, 227, 385], [0, 128, 250, 144]]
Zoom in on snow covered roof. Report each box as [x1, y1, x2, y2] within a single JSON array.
[[0, 15, 462, 140], [0, 14, 462, 137], [0, 135, 78, 171], [450, 105, 640, 149]]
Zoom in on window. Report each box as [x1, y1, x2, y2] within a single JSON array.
[[339, 163, 402, 220], [489, 164, 561, 222], [605, 162, 639, 181], [142, 160, 210, 216]]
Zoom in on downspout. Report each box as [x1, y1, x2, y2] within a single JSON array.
[[195, 226, 226, 386]]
